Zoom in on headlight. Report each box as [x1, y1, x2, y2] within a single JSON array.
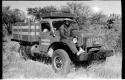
[[73, 37, 78, 43]]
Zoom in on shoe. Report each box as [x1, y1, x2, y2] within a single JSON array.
[[77, 47, 85, 56], [79, 53, 88, 61]]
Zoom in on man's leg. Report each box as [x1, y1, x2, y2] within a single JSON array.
[[61, 39, 85, 55], [77, 47, 86, 55], [61, 39, 78, 54]]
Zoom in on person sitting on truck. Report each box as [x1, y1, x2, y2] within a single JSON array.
[[59, 19, 85, 56], [43, 28, 49, 32]]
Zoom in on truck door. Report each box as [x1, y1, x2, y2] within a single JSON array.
[[39, 21, 53, 52]]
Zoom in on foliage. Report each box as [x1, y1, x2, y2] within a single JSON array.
[[2, 6, 26, 35], [27, 6, 57, 20], [65, 2, 92, 26], [90, 12, 108, 25], [27, 2, 92, 26]]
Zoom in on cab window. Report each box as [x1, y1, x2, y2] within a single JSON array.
[[52, 21, 64, 31], [41, 22, 51, 32]]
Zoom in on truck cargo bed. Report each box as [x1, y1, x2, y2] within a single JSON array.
[[12, 22, 40, 42]]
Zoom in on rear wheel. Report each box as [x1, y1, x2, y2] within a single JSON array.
[[52, 49, 71, 74], [19, 45, 29, 60]]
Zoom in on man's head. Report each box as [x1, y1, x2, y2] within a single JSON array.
[[64, 20, 71, 27]]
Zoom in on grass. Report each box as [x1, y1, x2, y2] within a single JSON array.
[[3, 41, 122, 79]]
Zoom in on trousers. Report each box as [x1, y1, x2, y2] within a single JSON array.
[[61, 39, 78, 54]]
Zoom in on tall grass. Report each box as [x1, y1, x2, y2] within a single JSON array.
[[3, 41, 20, 72]]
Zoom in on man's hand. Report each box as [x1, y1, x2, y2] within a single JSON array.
[[53, 34, 56, 37], [50, 31, 55, 37]]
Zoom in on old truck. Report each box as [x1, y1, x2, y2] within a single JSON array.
[[11, 11, 113, 74]]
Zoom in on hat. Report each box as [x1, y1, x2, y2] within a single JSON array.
[[63, 18, 76, 23], [64, 18, 72, 21]]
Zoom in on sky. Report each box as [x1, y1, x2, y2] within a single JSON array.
[[2, 1, 121, 16]]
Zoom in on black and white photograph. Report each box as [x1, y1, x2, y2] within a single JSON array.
[[2, 0, 122, 79]]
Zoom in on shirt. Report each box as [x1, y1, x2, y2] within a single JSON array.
[[59, 24, 73, 40]]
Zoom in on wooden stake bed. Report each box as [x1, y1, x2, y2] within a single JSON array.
[[12, 22, 40, 42]]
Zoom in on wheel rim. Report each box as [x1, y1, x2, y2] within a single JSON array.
[[20, 46, 27, 59], [19, 47, 23, 57], [54, 55, 64, 70]]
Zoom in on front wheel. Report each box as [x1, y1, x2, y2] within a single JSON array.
[[52, 49, 71, 74]]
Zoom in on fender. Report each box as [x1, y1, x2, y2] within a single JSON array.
[[47, 42, 77, 62]]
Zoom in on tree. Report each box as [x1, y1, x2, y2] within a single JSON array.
[[27, 6, 57, 20], [90, 12, 108, 25], [66, 2, 92, 17], [2, 6, 26, 35], [64, 2, 92, 27], [104, 13, 121, 53], [27, 7, 41, 20], [2, 6, 13, 35], [42, 6, 57, 12], [107, 13, 121, 29], [60, 6, 71, 13]]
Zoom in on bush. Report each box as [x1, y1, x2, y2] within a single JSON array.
[[3, 41, 20, 71], [81, 21, 121, 54]]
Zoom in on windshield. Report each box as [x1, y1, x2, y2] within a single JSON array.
[[52, 20, 77, 30]]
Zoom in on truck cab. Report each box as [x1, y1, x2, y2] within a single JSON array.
[[40, 18, 67, 52]]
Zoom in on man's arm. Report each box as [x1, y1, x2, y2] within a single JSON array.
[[50, 27, 56, 37], [59, 25, 69, 39]]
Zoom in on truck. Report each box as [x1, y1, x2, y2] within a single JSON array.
[[11, 11, 113, 74]]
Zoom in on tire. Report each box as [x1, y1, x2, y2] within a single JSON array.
[[105, 50, 114, 57], [93, 51, 106, 62], [93, 52, 100, 61], [19, 45, 28, 60], [26, 46, 32, 59], [52, 49, 71, 74]]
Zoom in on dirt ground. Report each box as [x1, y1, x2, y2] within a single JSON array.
[[3, 41, 122, 79]]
